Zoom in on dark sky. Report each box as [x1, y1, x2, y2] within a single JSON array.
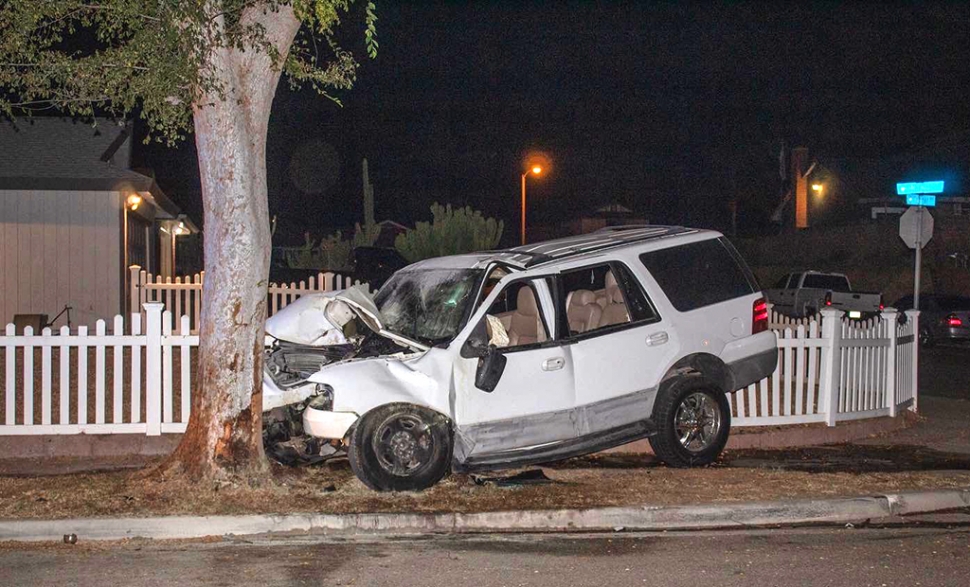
[[133, 1, 970, 245]]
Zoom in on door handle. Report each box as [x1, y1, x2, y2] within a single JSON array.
[[646, 332, 669, 347], [542, 357, 565, 371]]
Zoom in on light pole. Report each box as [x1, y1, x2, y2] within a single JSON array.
[[520, 165, 542, 245]]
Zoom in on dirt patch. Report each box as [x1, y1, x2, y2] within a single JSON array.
[[2, 445, 970, 520]]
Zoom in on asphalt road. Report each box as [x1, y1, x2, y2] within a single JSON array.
[[4, 523, 970, 587], [920, 343, 970, 400]]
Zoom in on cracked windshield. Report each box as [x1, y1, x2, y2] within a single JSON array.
[[375, 269, 484, 345]]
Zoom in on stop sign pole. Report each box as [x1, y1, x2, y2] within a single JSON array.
[[897, 181, 942, 311], [913, 206, 925, 311]]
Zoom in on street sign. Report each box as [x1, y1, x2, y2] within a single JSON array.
[[905, 194, 937, 207], [899, 206, 934, 249], [897, 181, 945, 195], [899, 206, 934, 311]]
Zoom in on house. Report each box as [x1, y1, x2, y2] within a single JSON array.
[[0, 117, 198, 329], [530, 202, 649, 242]]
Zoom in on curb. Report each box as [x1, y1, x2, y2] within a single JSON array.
[[2, 488, 968, 542]]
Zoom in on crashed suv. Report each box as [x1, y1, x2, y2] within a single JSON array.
[[262, 226, 777, 491]]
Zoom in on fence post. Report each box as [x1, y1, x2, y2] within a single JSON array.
[[882, 308, 898, 417], [905, 309, 919, 413], [129, 265, 142, 330], [144, 302, 164, 436], [819, 308, 842, 426]]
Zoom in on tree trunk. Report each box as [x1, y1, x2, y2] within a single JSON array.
[[159, 8, 301, 481]]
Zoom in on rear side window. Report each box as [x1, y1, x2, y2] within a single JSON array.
[[639, 237, 756, 312]]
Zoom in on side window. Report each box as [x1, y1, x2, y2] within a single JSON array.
[[639, 237, 756, 312], [475, 266, 510, 312], [479, 279, 549, 350], [560, 262, 659, 336]]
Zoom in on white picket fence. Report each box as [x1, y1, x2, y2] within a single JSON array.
[[728, 307, 918, 426], [0, 305, 919, 437], [128, 267, 367, 334]]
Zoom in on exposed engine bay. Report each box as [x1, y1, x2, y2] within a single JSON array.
[[261, 288, 422, 465]]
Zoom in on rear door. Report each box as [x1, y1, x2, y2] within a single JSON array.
[[557, 261, 674, 432]]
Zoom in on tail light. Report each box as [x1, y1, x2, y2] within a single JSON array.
[[947, 314, 963, 327], [824, 292, 832, 306], [879, 303, 885, 311], [753, 297, 769, 334]]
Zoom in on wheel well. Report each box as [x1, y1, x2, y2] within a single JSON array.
[[363, 402, 453, 429], [660, 353, 732, 394]]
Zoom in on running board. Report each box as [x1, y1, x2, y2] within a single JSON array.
[[455, 419, 655, 473]]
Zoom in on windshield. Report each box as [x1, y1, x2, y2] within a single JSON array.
[[374, 268, 484, 345]]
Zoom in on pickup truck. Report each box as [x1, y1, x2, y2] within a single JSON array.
[[765, 271, 882, 319]]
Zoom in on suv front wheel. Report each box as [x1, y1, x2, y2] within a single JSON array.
[[348, 403, 453, 491], [649, 375, 730, 467]]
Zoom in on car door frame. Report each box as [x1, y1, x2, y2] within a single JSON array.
[[450, 269, 582, 463]]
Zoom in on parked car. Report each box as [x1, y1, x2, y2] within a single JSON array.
[[262, 226, 777, 491], [766, 271, 882, 319], [892, 294, 970, 346]]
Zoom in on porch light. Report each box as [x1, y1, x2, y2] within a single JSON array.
[[126, 194, 142, 210]]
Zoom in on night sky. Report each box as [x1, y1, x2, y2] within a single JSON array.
[[132, 1, 970, 246]]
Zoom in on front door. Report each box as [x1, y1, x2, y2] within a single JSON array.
[[452, 275, 577, 459]]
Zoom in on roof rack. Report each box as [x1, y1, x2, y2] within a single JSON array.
[[502, 225, 698, 268]]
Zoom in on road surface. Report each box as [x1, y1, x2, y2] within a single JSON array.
[[4, 522, 970, 587]]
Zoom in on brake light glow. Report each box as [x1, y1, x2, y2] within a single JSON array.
[[753, 297, 769, 334], [947, 315, 963, 327], [825, 292, 832, 306]]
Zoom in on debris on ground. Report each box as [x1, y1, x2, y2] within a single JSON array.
[[471, 469, 559, 487]]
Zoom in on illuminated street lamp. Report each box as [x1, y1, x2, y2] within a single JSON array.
[[521, 165, 542, 245], [811, 183, 824, 196]]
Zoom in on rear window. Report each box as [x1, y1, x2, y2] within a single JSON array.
[[639, 237, 757, 312], [802, 274, 850, 291]]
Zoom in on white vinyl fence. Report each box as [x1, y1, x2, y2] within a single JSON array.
[[728, 307, 919, 426], [128, 267, 368, 334], [0, 305, 919, 437]]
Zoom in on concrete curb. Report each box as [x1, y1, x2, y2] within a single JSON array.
[[2, 488, 968, 542]]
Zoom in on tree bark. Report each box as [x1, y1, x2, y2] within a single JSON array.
[[159, 7, 301, 481]]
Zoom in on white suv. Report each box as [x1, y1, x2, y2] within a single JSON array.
[[263, 226, 777, 491]]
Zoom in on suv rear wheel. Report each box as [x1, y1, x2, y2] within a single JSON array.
[[649, 375, 730, 467], [348, 403, 453, 491]]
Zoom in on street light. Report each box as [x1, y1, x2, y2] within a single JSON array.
[[811, 183, 824, 196], [521, 165, 542, 245]]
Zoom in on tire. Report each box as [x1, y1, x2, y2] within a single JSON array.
[[648, 375, 731, 468], [347, 403, 453, 492]]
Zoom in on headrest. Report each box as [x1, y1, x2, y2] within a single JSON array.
[[516, 286, 539, 316], [611, 286, 625, 303], [568, 289, 597, 307], [604, 271, 617, 289]]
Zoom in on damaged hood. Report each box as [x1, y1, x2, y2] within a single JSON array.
[[265, 285, 428, 352]]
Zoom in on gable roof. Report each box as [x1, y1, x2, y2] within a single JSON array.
[[0, 117, 185, 218], [0, 117, 151, 184]]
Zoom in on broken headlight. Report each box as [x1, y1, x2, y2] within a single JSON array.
[[264, 342, 356, 389], [306, 384, 334, 411]]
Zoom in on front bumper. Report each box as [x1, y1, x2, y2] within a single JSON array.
[[302, 407, 359, 440]]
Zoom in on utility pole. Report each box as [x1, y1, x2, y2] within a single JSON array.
[[792, 147, 809, 229]]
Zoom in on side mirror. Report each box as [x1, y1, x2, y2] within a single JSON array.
[[460, 320, 489, 358], [474, 346, 507, 393]]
